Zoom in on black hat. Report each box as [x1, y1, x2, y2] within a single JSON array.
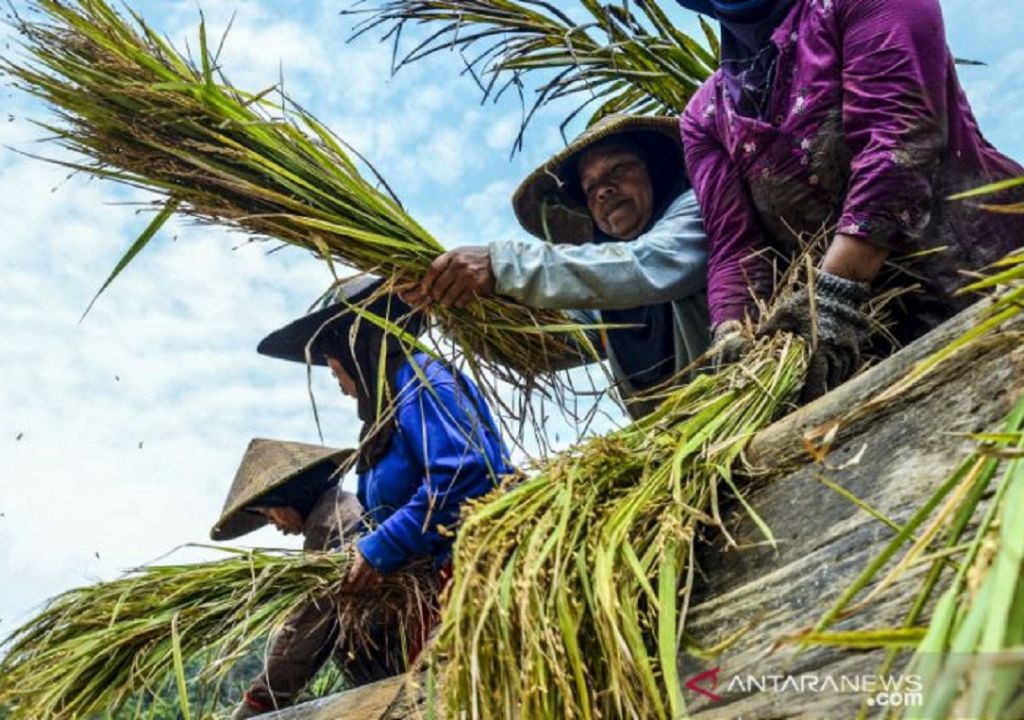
[[257, 276, 420, 366]]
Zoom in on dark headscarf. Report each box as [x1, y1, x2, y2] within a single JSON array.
[[677, 0, 795, 118], [313, 306, 415, 474], [257, 277, 423, 474]]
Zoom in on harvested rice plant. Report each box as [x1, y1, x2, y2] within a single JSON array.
[[1, 1, 1023, 719]]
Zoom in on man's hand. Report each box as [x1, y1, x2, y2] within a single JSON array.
[[405, 246, 495, 309], [758, 270, 871, 402], [345, 546, 383, 593]]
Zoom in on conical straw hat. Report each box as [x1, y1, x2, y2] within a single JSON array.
[[210, 438, 354, 541], [511, 115, 686, 244]]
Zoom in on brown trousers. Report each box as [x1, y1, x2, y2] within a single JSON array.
[[244, 591, 411, 712]]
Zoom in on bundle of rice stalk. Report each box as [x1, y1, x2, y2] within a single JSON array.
[[1, 0, 587, 382], [434, 334, 807, 719], [0, 546, 437, 719], [349, 0, 718, 141]]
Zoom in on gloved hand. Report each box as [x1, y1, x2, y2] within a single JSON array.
[[230, 698, 266, 719], [758, 270, 871, 402], [706, 319, 753, 371]]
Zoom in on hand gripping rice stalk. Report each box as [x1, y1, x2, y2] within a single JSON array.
[[1, 0, 589, 383], [435, 334, 807, 719], [0, 547, 438, 719]]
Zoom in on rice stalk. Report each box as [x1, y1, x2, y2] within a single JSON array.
[[790, 253, 1024, 719], [1, 0, 589, 383], [0, 546, 437, 719], [796, 397, 1024, 719], [433, 334, 807, 719], [348, 0, 718, 143]]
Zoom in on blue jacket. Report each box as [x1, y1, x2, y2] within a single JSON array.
[[355, 352, 511, 573]]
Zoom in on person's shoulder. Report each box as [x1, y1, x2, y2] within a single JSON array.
[[652, 189, 701, 230], [664, 189, 699, 214], [395, 352, 460, 402]]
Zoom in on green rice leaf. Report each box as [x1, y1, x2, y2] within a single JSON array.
[[81, 198, 179, 321]]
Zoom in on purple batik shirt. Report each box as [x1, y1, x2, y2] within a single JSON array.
[[681, 0, 1024, 338]]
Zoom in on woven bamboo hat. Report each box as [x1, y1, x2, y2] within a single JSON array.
[[210, 438, 354, 541], [511, 115, 687, 244]]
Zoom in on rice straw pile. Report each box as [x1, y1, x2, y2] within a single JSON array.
[[435, 334, 807, 719], [1, 0, 588, 382], [0, 547, 437, 719]]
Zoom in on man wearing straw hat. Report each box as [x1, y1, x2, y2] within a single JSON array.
[[214, 438, 392, 718], [226, 276, 511, 717], [406, 115, 712, 418]]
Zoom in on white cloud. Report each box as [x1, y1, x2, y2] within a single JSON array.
[[0, 0, 613, 633]]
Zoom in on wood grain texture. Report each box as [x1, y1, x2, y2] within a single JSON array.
[[683, 313, 1024, 718]]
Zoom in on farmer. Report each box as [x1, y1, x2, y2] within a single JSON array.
[[405, 115, 711, 418], [677, 0, 1024, 400], [225, 277, 512, 717]]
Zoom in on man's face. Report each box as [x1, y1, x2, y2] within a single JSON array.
[[255, 506, 304, 535], [577, 146, 654, 240]]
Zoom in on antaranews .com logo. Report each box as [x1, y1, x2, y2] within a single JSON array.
[[685, 666, 923, 710]]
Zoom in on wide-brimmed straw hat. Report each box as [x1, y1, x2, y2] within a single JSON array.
[[511, 115, 686, 244], [257, 275, 420, 367], [210, 438, 354, 541]]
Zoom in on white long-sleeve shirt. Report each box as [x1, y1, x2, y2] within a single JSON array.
[[489, 190, 712, 415]]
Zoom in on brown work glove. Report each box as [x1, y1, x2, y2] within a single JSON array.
[[706, 319, 754, 372], [758, 270, 871, 403]]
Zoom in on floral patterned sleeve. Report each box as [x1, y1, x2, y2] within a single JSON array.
[[835, 0, 949, 249], [680, 95, 772, 327]]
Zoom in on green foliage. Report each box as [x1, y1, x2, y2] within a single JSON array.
[[0, 547, 433, 719], [794, 258, 1024, 720], [1, 0, 590, 383]]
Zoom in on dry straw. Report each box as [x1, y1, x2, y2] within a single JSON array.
[[1, 0, 590, 385], [0, 546, 437, 719], [789, 248, 1024, 720]]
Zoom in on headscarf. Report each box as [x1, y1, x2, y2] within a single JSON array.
[[314, 311, 414, 474], [677, 0, 795, 119], [257, 277, 425, 475]]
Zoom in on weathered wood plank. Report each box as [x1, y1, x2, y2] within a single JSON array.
[[683, 316, 1024, 718], [263, 675, 410, 720]]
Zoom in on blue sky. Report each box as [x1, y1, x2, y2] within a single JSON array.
[[1, 0, 1022, 631]]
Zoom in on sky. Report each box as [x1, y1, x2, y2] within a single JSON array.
[[2, 0, 1023, 634]]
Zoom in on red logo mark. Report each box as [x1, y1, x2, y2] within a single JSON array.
[[686, 667, 722, 703]]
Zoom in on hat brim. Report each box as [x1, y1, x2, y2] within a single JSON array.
[[210, 445, 355, 541], [512, 116, 686, 244], [257, 280, 414, 366]]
